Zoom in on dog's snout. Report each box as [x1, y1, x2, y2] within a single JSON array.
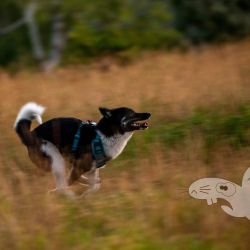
[[140, 112, 151, 119]]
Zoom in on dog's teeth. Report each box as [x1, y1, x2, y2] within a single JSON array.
[[131, 121, 149, 128]]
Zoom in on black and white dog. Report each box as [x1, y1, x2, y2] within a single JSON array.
[[14, 103, 151, 196]]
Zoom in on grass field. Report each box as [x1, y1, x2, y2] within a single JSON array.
[[1, 40, 250, 249]]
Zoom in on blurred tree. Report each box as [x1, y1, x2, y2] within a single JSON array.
[[0, 0, 66, 71], [0, 0, 178, 67], [1, 0, 250, 68]]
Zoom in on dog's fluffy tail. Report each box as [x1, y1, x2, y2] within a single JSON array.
[[14, 102, 45, 146]]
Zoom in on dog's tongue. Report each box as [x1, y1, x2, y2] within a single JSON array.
[[141, 122, 148, 128]]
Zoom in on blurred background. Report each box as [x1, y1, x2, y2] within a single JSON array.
[[1, 0, 250, 249]]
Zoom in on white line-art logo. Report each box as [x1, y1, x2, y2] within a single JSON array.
[[189, 167, 250, 220]]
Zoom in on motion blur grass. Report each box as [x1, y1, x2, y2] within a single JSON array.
[[139, 104, 250, 151], [1, 40, 250, 249]]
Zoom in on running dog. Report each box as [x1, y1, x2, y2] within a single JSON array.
[[14, 103, 151, 196]]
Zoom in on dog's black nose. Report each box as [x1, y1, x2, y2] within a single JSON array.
[[136, 112, 151, 120]]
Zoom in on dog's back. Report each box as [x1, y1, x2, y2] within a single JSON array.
[[33, 117, 96, 155]]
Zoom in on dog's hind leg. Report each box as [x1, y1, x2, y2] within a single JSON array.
[[41, 141, 73, 197]]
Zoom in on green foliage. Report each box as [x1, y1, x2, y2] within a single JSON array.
[[63, 0, 179, 60], [0, 0, 30, 66], [189, 106, 250, 148], [170, 0, 250, 44], [1, 0, 250, 66]]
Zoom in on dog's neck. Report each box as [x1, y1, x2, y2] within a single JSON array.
[[96, 117, 122, 137], [97, 130, 133, 159], [96, 118, 133, 159]]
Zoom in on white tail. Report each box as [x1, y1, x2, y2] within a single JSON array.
[[14, 102, 45, 129]]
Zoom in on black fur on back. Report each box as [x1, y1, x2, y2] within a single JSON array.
[[32, 118, 97, 157]]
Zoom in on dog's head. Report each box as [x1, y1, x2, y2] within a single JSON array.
[[99, 107, 151, 134]]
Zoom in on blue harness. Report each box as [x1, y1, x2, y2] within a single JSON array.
[[71, 121, 107, 168]]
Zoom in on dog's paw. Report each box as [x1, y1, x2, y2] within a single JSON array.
[[64, 190, 76, 200], [47, 188, 75, 200]]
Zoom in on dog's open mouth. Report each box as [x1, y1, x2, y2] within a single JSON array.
[[130, 121, 149, 130], [122, 112, 151, 131]]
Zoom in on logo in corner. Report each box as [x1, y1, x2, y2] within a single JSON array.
[[189, 167, 250, 220]]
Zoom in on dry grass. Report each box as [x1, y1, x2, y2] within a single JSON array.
[[1, 40, 250, 249]]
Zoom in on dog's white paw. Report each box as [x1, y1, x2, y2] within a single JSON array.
[[47, 187, 75, 200]]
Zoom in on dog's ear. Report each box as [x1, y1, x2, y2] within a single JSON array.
[[99, 107, 112, 118]]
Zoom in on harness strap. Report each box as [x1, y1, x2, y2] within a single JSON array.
[[71, 121, 86, 152], [71, 121, 108, 168], [91, 132, 107, 168]]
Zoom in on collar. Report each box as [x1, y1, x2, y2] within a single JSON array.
[[71, 121, 108, 168]]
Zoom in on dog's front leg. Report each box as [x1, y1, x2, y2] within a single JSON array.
[[77, 175, 89, 186], [79, 169, 101, 185], [80, 167, 101, 197]]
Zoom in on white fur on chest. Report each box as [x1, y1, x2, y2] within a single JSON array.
[[97, 131, 133, 159]]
